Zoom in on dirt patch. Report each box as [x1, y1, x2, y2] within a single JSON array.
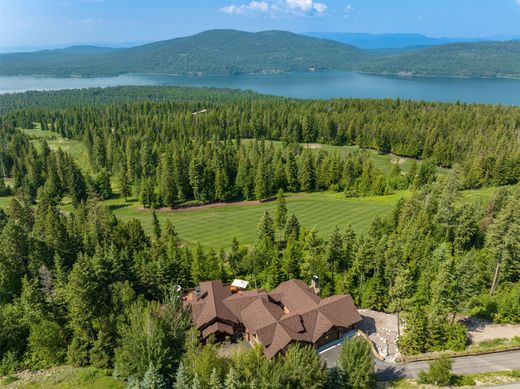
[[390, 157, 406, 165], [136, 199, 272, 213], [303, 143, 322, 149], [463, 317, 520, 344]]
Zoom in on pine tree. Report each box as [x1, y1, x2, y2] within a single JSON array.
[[337, 337, 375, 389], [209, 367, 223, 389], [285, 151, 299, 192], [326, 227, 344, 293], [283, 236, 301, 280], [275, 189, 288, 242], [285, 214, 301, 240], [257, 211, 275, 246], [141, 362, 168, 389], [224, 367, 240, 389], [119, 167, 132, 202], [158, 153, 177, 208], [254, 161, 268, 200], [152, 211, 161, 240], [175, 362, 191, 389], [192, 373, 202, 389]]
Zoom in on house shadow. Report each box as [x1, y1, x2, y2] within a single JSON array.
[[357, 315, 377, 335]]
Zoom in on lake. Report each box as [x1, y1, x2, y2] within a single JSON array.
[[1, 72, 520, 105]]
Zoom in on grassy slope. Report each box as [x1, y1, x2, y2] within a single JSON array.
[[1, 366, 124, 389], [21, 127, 92, 173]]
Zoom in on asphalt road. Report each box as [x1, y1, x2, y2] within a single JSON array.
[[319, 346, 520, 381]]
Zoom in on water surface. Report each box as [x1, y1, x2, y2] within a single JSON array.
[[1, 72, 520, 105]]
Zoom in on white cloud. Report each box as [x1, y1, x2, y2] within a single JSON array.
[[313, 2, 327, 13], [344, 4, 354, 13], [517, 0, 520, 5], [219, 1, 270, 15], [220, 0, 327, 17], [286, 0, 313, 12]]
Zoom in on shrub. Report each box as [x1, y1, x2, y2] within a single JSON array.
[[27, 319, 67, 367], [417, 355, 453, 386]]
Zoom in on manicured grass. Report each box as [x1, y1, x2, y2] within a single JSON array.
[[62, 191, 407, 248], [20, 126, 92, 173]]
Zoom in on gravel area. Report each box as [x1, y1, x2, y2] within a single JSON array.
[[357, 309, 400, 362], [462, 317, 520, 344]]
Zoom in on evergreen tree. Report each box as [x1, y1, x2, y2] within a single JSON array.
[[285, 214, 301, 240], [275, 189, 288, 242], [337, 337, 375, 389], [152, 211, 161, 240], [209, 367, 223, 389], [141, 362, 168, 389], [175, 362, 191, 389], [224, 367, 240, 389], [119, 167, 132, 202]]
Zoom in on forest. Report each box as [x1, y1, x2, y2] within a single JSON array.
[[0, 86, 519, 388], [1, 30, 519, 78]]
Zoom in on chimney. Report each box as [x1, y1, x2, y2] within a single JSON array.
[[194, 286, 201, 301], [310, 275, 320, 295]]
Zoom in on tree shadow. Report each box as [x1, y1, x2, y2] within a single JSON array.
[[108, 202, 132, 211], [376, 363, 408, 381]]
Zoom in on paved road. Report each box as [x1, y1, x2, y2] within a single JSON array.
[[320, 346, 520, 381]]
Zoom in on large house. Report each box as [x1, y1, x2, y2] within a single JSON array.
[[182, 278, 361, 358]]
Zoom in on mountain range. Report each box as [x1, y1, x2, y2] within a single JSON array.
[[1, 29, 519, 79], [303, 32, 520, 49]]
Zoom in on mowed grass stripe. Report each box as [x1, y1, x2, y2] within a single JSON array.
[[108, 192, 407, 248]]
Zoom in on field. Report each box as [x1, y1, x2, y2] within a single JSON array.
[[21, 127, 92, 172], [61, 191, 406, 248]]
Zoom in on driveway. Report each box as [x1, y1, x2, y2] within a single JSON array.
[[320, 344, 520, 381]]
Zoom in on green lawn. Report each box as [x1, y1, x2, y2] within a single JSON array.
[[61, 191, 407, 248], [20, 126, 92, 173]]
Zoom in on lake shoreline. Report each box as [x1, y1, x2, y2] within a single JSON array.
[[1, 72, 520, 105]]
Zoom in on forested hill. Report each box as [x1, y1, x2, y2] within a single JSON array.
[[359, 41, 520, 78], [1, 30, 520, 78], [0, 30, 367, 77]]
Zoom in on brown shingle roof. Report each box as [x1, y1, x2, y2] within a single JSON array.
[[187, 280, 239, 329], [270, 279, 321, 311], [202, 322, 234, 338], [184, 279, 361, 358]]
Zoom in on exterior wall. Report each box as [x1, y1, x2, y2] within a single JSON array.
[[314, 327, 345, 348]]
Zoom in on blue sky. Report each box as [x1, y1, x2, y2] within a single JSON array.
[[1, 0, 520, 47]]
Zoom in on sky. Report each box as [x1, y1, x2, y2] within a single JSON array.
[[1, 0, 520, 47]]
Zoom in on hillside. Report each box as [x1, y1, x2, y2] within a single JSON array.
[[1, 30, 519, 78], [0, 30, 367, 76], [359, 41, 520, 78], [304, 32, 481, 49]]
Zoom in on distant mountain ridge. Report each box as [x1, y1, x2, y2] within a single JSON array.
[[0, 30, 367, 77], [304, 32, 520, 49], [1, 29, 519, 79]]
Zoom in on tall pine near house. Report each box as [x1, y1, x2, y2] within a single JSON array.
[[337, 337, 375, 389], [275, 189, 288, 242]]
